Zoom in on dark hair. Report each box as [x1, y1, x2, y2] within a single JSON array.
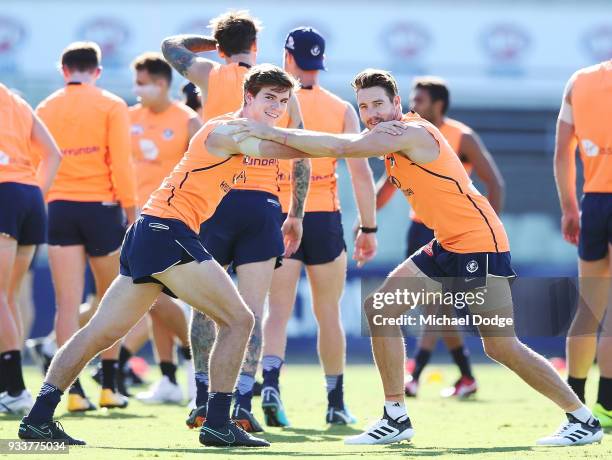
[[210, 10, 260, 57], [413, 77, 450, 114], [132, 52, 173, 84], [61, 41, 101, 72], [182, 82, 202, 112], [352, 68, 399, 102], [243, 64, 297, 100]]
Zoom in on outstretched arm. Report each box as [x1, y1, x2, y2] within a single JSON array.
[[161, 35, 217, 97]]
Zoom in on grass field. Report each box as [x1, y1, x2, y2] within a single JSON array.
[[0, 364, 610, 459]]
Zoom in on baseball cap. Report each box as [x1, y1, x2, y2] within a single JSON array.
[[284, 27, 326, 71]]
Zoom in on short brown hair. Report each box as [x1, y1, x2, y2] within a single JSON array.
[[132, 52, 172, 84], [210, 10, 260, 57], [413, 76, 450, 114], [61, 41, 101, 72], [352, 69, 399, 102], [243, 64, 297, 100]]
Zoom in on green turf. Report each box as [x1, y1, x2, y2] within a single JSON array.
[[0, 364, 610, 459]]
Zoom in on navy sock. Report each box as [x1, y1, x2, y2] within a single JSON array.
[[234, 373, 254, 412], [118, 346, 132, 372], [262, 355, 283, 390], [195, 372, 209, 407], [27, 383, 63, 424], [68, 378, 85, 397], [206, 392, 232, 428], [449, 346, 473, 379], [568, 376, 586, 404], [412, 348, 432, 381], [597, 376, 612, 410], [101, 359, 118, 391], [0, 350, 26, 396], [0, 370, 6, 394], [179, 346, 192, 361], [327, 374, 344, 410], [160, 362, 177, 385]]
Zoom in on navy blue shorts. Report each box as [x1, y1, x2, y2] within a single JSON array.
[[406, 220, 434, 258], [0, 182, 46, 245], [48, 200, 126, 256], [411, 239, 516, 292], [579, 193, 612, 261], [199, 189, 284, 269], [284, 211, 346, 265], [120, 215, 213, 298]]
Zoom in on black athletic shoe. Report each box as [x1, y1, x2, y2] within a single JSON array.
[[253, 380, 263, 397], [231, 405, 264, 433], [186, 405, 207, 429], [18, 417, 86, 445], [125, 366, 145, 386], [199, 420, 270, 447]]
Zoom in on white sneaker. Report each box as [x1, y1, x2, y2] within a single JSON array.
[[344, 408, 414, 445], [184, 361, 196, 402], [135, 376, 183, 404], [536, 414, 603, 446], [0, 390, 34, 415]]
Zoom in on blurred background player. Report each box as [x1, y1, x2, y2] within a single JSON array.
[[126, 52, 201, 403], [0, 84, 62, 415], [376, 77, 505, 399], [162, 10, 306, 432], [35, 42, 136, 412], [260, 27, 377, 427], [182, 82, 203, 118], [554, 59, 612, 427]]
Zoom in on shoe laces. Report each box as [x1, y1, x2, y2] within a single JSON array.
[[552, 421, 576, 437]]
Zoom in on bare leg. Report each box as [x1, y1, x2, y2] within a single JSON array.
[[151, 315, 175, 363], [0, 235, 19, 351], [8, 245, 35, 343], [122, 315, 150, 354], [149, 294, 189, 347], [17, 269, 35, 344]]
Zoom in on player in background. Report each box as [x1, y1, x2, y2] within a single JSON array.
[[182, 82, 203, 118], [162, 10, 307, 432], [35, 42, 136, 412], [124, 52, 201, 403], [376, 77, 505, 399], [18, 64, 313, 448], [554, 60, 612, 427], [228, 68, 604, 446], [0, 84, 62, 415], [260, 27, 377, 428]]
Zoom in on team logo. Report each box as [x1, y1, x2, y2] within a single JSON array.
[[162, 129, 174, 140], [581, 139, 599, 157], [480, 23, 530, 62], [139, 139, 159, 160], [383, 22, 431, 59], [466, 260, 479, 274], [0, 16, 26, 54], [286, 35, 295, 50], [582, 25, 612, 61], [310, 45, 321, 56], [389, 176, 402, 189], [77, 17, 130, 67], [131, 124, 144, 135]]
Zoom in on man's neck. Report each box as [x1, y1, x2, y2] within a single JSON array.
[[294, 70, 319, 88], [431, 115, 444, 128], [146, 97, 172, 114], [225, 52, 256, 67]]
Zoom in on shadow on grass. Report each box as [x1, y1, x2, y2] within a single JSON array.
[[382, 444, 535, 456], [60, 411, 155, 420]]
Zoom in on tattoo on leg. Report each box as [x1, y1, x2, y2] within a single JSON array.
[[190, 311, 217, 373], [241, 315, 262, 376]]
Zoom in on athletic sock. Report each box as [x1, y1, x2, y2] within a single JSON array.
[[101, 359, 118, 391], [569, 404, 595, 424], [568, 376, 587, 404], [68, 378, 85, 397], [1, 350, 26, 396], [206, 392, 232, 428], [27, 383, 62, 424], [194, 372, 209, 407], [262, 355, 283, 390], [449, 345, 474, 379], [0, 370, 6, 394], [234, 373, 255, 412], [597, 376, 612, 410], [326, 374, 345, 410], [384, 400, 408, 423], [179, 345, 192, 361], [118, 346, 132, 372], [160, 362, 177, 385], [412, 348, 432, 381]]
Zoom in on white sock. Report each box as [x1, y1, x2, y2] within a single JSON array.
[[384, 400, 408, 423], [569, 405, 594, 424]]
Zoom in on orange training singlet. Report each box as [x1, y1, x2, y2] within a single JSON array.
[[277, 86, 346, 213], [571, 60, 612, 193], [142, 115, 245, 233], [385, 113, 509, 253], [36, 83, 136, 207], [0, 84, 37, 186], [130, 101, 198, 208]]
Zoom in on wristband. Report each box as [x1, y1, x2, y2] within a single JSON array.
[[360, 226, 378, 234]]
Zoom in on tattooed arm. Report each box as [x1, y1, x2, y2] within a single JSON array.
[[161, 35, 218, 100]]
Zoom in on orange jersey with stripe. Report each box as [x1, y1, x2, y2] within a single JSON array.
[[202, 62, 250, 122], [0, 83, 37, 186], [130, 101, 198, 208], [142, 115, 245, 233], [386, 113, 509, 253], [411, 117, 473, 223], [277, 86, 346, 213], [36, 83, 136, 207], [570, 61, 612, 193]]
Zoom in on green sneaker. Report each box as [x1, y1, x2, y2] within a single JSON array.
[[593, 403, 612, 427]]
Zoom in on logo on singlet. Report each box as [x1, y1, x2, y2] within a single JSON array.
[[0, 150, 8, 165], [389, 176, 402, 189], [162, 128, 174, 140], [131, 124, 144, 135], [466, 260, 479, 273], [581, 139, 600, 157]]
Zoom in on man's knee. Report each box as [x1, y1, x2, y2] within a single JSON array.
[[483, 337, 520, 365]]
